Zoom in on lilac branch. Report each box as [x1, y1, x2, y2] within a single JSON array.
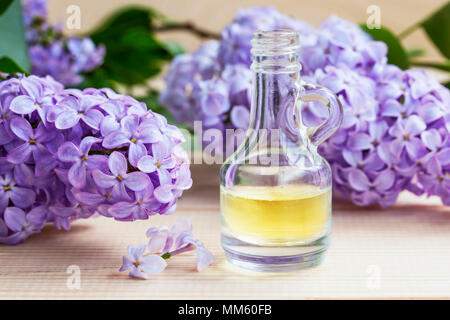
[[154, 22, 221, 39]]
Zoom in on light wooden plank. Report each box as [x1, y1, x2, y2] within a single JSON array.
[[1, 164, 449, 299]]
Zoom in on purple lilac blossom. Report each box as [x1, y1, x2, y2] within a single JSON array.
[[119, 244, 167, 279], [22, 0, 105, 86], [160, 6, 450, 207], [0, 74, 191, 244], [120, 219, 214, 279], [1, 206, 47, 245]]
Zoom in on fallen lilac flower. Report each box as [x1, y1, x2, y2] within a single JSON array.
[[119, 244, 167, 279], [170, 232, 215, 272], [149, 219, 215, 272], [120, 219, 214, 279]]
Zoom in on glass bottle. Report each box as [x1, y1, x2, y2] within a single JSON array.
[[220, 29, 343, 272]]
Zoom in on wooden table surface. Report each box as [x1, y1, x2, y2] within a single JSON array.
[[1, 164, 450, 300]]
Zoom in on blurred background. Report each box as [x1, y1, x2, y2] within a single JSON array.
[[0, 0, 449, 241], [48, 0, 448, 62]]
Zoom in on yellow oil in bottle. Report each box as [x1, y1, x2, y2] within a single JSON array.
[[220, 185, 331, 245]]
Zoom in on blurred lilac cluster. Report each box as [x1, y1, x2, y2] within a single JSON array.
[[22, 0, 105, 85], [0, 74, 191, 244], [160, 6, 450, 207]]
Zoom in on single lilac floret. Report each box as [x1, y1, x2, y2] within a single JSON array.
[[119, 244, 167, 279]]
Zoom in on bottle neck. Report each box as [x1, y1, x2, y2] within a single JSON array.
[[248, 30, 302, 138]]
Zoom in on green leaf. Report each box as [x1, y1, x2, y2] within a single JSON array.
[[422, 2, 450, 59], [0, 0, 13, 15], [89, 7, 152, 41], [86, 6, 177, 87], [0, 56, 25, 73], [444, 81, 450, 89], [361, 25, 410, 70], [0, 0, 30, 72]]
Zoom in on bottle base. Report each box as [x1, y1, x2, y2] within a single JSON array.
[[222, 234, 329, 272]]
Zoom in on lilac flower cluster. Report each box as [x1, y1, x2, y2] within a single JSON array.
[[160, 6, 450, 207], [120, 219, 214, 279], [0, 74, 191, 244], [22, 0, 105, 85]]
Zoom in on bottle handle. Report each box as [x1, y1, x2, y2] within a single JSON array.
[[298, 82, 343, 146]]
